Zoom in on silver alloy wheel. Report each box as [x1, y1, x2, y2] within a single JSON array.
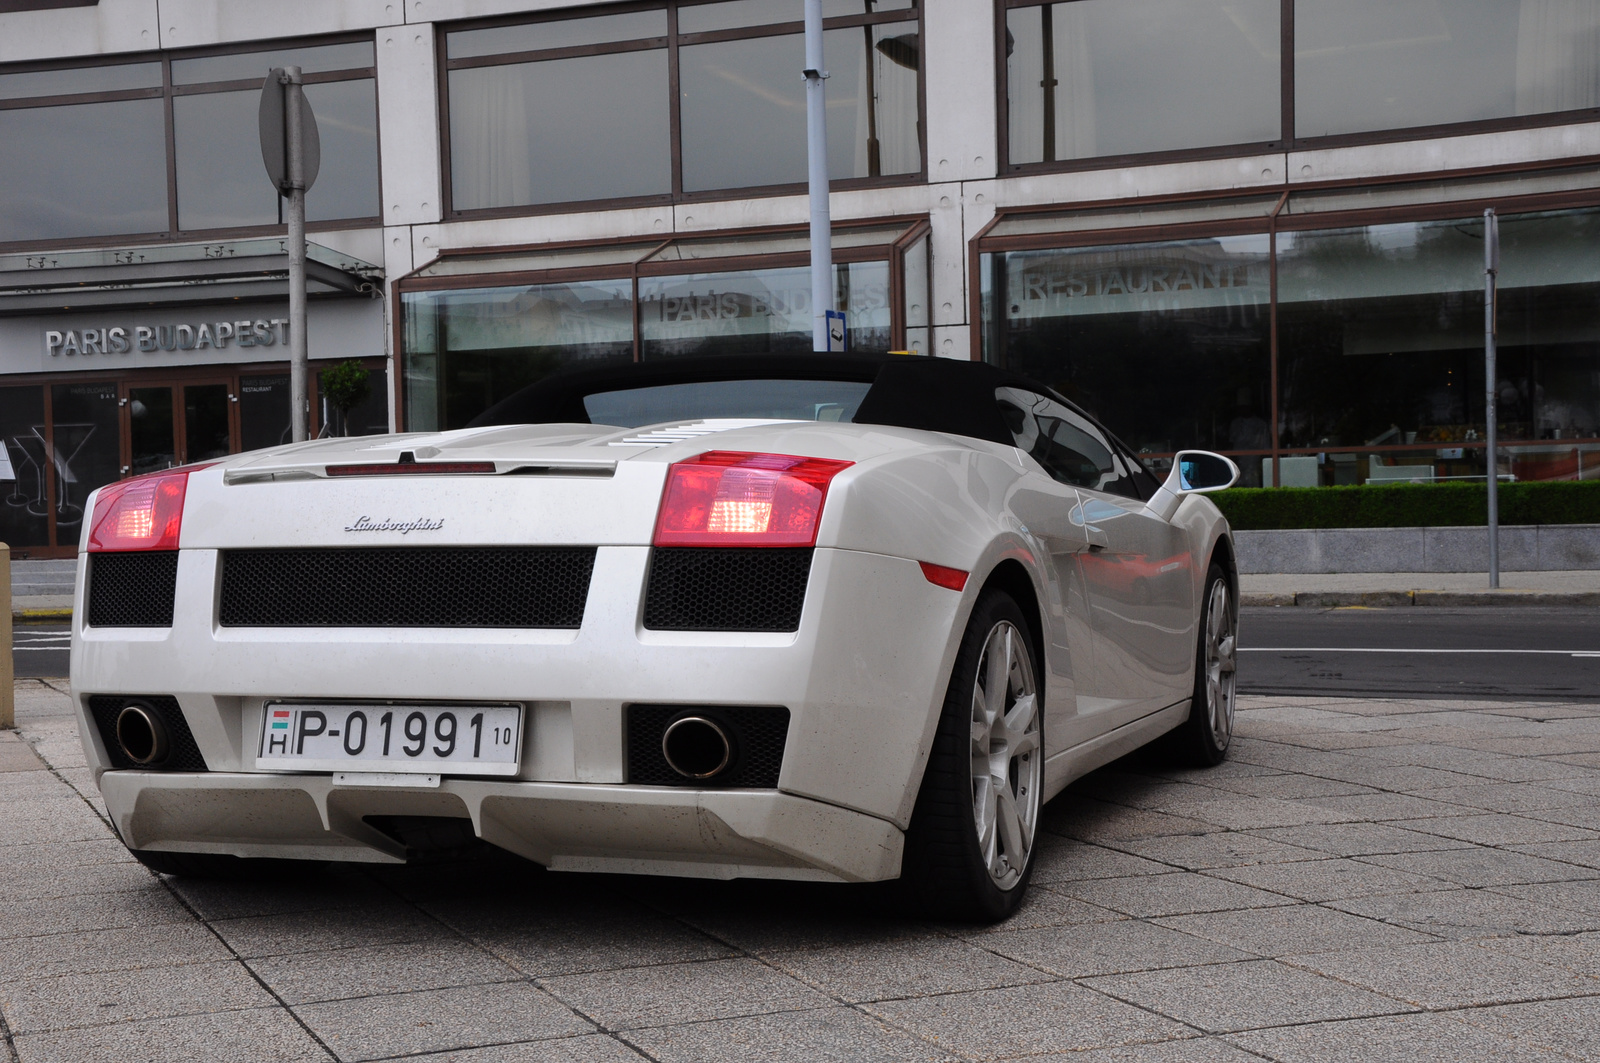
[[1204, 579, 1237, 749], [969, 620, 1041, 890]]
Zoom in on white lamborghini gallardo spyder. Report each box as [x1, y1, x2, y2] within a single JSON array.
[[71, 355, 1240, 921]]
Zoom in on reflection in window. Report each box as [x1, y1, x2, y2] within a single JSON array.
[[1296, 0, 1600, 138], [239, 376, 292, 452], [0, 99, 168, 242], [1277, 210, 1600, 483], [176, 79, 378, 228], [982, 235, 1271, 480], [0, 38, 379, 245], [680, 0, 913, 33], [403, 282, 635, 432], [50, 382, 120, 535], [639, 261, 891, 357], [449, 50, 672, 209], [169, 41, 374, 84], [444, 2, 922, 211], [679, 21, 920, 191], [584, 379, 872, 426], [0, 387, 49, 549], [1005, 0, 1279, 164], [317, 365, 390, 437]]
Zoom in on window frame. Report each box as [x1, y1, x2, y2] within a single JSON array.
[[969, 160, 1600, 485], [437, 0, 927, 221], [391, 215, 931, 432], [0, 31, 382, 253], [995, 0, 1600, 177]]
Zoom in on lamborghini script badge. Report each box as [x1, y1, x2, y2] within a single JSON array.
[[344, 516, 445, 534]]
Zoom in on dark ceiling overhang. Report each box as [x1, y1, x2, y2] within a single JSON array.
[[0, 238, 383, 315]]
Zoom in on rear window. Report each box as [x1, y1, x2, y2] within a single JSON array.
[[582, 378, 871, 428]]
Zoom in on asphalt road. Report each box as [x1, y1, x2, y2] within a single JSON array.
[[1238, 605, 1600, 701], [18, 609, 1600, 699], [14, 623, 69, 678]]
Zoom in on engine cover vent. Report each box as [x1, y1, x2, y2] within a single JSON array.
[[219, 547, 596, 628], [643, 548, 811, 632], [87, 552, 179, 627]]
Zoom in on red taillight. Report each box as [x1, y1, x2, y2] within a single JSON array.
[[654, 451, 853, 547], [919, 562, 969, 591], [87, 467, 207, 552]]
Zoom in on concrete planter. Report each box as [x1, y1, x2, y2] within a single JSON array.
[[1233, 523, 1600, 573]]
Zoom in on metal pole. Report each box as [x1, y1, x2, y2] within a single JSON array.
[[1484, 207, 1500, 590], [284, 66, 309, 442], [804, 0, 832, 353]]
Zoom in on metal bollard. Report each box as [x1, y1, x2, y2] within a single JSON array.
[[0, 544, 12, 729]]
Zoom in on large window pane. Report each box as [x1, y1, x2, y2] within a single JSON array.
[[171, 41, 374, 84], [679, 0, 913, 33], [174, 90, 277, 229], [1296, 0, 1600, 138], [402, 283, 635, 432], [176, 80, 378, 228], [302, 79, 380, 221], [1277, 210, 1600, 482], [1006, 0, 1279, 164], [449, 51, 671, 209], [447, 11, 667, 58], [0, 387, 49, 549], [0, 98, 167, 242], [640, 261, 890, 357], [982, 236, 1272, 474], [0, 62, 160, 100], [679, 24, 919, 192]]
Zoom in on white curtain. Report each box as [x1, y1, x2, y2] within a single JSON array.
[[449, 65, 534, 210], [1516, 0, 1600, 114], [1051, 2, 1097, 160], [1006, 7, 1046, 164], [848, 26, 922, 177]]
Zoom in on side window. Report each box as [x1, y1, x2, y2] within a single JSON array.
[[997, 388, 1143, 500]]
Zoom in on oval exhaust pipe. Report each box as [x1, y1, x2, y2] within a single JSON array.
[[115, 702, 170, 766], [661, 716, 732, 780]]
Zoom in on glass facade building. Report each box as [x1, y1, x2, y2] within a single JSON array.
[[0, 0, 1596, 554]]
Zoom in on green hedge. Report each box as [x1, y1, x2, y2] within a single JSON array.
[[1211, 480, 1600, 530]]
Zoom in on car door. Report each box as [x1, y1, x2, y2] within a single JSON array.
[[1007, 391, 1197, 732], [994, 388, 1100, 753]]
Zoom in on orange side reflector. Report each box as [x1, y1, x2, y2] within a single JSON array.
[[919, 561, 968, 591]]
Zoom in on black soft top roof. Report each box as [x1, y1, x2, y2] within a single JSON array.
[[467, 354, 1077, 448]]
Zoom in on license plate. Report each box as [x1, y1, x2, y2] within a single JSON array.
[[257, 702, 522, 776]]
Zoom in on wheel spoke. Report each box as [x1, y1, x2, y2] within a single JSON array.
[[1002, 692, 1038, 756], [995, 786, 1027, 867], [983, 631, 1009, 723]]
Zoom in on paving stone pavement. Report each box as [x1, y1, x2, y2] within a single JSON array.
[[2, 678, 1599, 1062]]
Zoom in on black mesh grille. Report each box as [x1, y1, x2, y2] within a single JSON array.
[[643, 548, 812, 631], [219, 547, 596, 628], [626, 705, 790, 788], [86, 696, 209, 772], [87, 552, 179, 627]]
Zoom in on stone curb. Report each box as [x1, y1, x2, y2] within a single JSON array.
[[1242, 589, 1600, 608]]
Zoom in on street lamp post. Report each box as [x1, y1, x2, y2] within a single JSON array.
[[804, 0, 833, 354]]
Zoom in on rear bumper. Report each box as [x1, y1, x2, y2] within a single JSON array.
[[74, 544, 974, 862], [101, 770, 904, 883]]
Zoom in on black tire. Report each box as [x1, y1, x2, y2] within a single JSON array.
[[130, 849, 323, 880], [1170, 561, 1237, 767], [902, 589, 1044, 923]]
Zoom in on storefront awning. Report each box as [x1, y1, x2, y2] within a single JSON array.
[[0, 239, 383, 315]]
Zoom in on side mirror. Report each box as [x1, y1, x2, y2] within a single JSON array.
[[1146, 450, 1239, 521], [1174, 451, 1239, 493]]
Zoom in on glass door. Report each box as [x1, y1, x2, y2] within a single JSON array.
[[122, 378, 238, 476]]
